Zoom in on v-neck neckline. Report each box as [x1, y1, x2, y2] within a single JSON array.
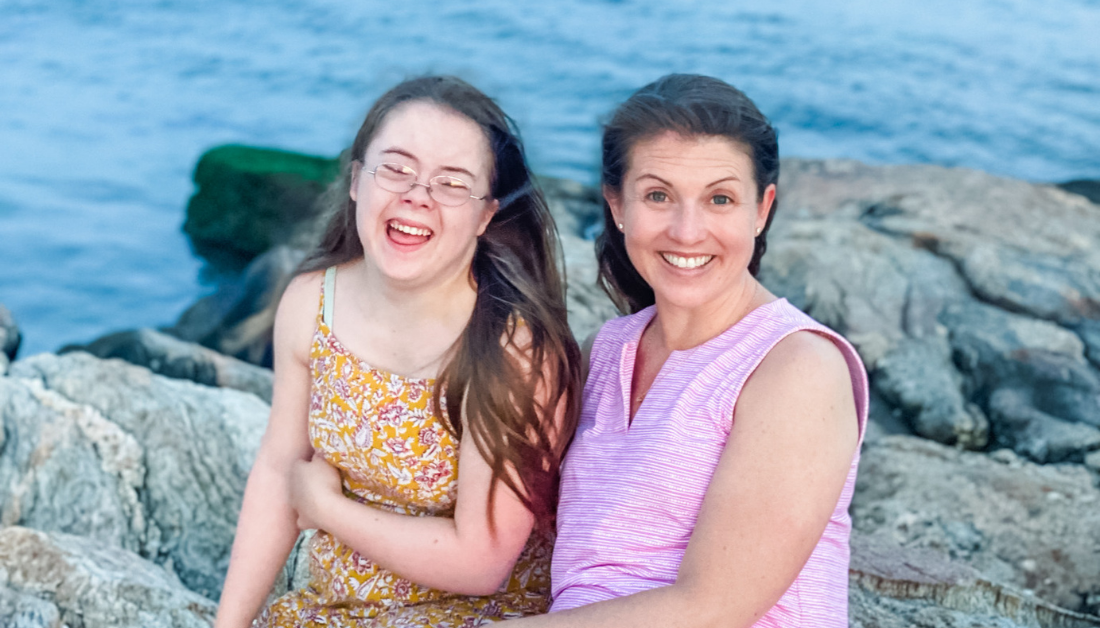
[[618, 299, 787, 431]]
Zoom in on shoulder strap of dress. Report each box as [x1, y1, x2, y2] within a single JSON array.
[[322, 266, 336, 328]]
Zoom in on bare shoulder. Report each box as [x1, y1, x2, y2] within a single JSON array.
[[750, 330, 852, 393], [737, 329, 858, 446], [273, 270, 325, 362]]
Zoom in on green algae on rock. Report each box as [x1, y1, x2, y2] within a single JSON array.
[[183, 145, 340, 266]]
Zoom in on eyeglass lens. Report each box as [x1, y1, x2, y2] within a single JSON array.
[[371, 163, 476, 206]]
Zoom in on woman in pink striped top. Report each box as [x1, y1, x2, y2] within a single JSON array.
[[504, 74, 868, 628]]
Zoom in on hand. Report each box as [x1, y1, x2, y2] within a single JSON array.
[[288, 452, 343, 531]]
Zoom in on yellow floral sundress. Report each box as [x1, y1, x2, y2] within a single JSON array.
[[256, 267, 552, 627]]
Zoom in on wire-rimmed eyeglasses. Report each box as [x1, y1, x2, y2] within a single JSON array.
[[363, 162, 487, 207]]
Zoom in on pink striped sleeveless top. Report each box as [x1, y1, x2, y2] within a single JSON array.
[[550, 299, 869, 626]]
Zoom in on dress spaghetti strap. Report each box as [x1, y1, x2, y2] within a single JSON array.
[[322, 266, 336, 328]]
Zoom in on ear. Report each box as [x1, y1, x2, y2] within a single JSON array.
[[756, 182, 776, 232], [475, 198, 499, 237], [349, 161, 362, 202], [603, 185, 625, 229]]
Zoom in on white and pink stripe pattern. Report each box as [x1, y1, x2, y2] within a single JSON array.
[[550, 299, 869, 627]]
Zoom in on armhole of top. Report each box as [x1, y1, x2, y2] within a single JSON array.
[[798, 328, 871, 446], [323, 266, 336, 328], [722, 326, 869, 445]]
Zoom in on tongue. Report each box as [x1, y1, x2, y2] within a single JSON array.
[[388, 225, 431, 246]]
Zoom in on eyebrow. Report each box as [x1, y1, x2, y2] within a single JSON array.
[[636, 173, 741, 188], [380, 148, 478, 180]]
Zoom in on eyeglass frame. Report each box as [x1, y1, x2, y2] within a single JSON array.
[[360, 162, 488, 207]]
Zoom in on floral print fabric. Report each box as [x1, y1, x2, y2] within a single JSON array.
[[255, 279, 551, 627]]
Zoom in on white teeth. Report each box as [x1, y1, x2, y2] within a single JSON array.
[[389, 222, 432, 237], [661, 253, 713, 269]]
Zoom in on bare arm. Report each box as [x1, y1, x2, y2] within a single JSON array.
[[506, 330, 860, 628], [214, 273, 320, 628], [290, 324, 568, 596]]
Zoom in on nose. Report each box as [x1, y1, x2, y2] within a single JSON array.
[[667, 200, 706, 244], [401, 181, 433, 207]]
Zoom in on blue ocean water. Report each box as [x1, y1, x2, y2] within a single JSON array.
[[1, 0, 1098, 356]]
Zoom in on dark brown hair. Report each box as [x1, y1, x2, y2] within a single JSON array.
[[597, 74, 780, 313], [300, 76, 581, 529]]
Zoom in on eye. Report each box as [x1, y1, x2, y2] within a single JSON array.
[[377, 163, 416, 180], [712, 194, 733, 205], [645, 191, 668, 203], [433, 176, 471, 190]]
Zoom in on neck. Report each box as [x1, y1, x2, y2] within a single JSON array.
[[649, 277, 775, 352], [349, 256, 480, 333]]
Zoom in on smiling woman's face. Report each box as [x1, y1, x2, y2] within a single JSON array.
[[350, 100, 496, 288], [606, 131, 775, 313]]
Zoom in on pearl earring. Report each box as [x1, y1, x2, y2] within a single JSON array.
[[617, 223, 624, 231], [755, 227, 762, 236]]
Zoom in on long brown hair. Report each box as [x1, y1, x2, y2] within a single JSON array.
[[597, 74, 781, 313], [300, 76, 581, 529]]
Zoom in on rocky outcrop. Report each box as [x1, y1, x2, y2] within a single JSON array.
[[1, 304, 20, 374], [61, 327, 274, 403], [183, 145, 339, 267], [758, 159, 1100, 461], [2, 352, 269, 600], [849, 533, 1100, 628], [0, 526, 217, 628], [851, 435, 1100, 615], [169, 245, 306, 367]]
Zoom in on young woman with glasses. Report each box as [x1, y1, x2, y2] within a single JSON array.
[[214, 76, 581, 628]]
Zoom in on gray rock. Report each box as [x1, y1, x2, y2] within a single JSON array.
[[539, 175, 604, 241], [768, 159, 1100, 457], [987, 388, 1100, 464], [849, 533, 1100, 628], [1, 303, 20, 365], [539, 175, 621, 341], [1074, 320, 1100, 371], [953, 244, 1100, 327], [0, 583, 62, 628], [4, 352, 269, 600], [0, 526, 217, 628], [758, 213, 985, 447], [62, 327, 273, 403], [852, 435, 1100, 614], [1056, 179, 1100, 206], [941, 301, 1100, 461], [169, 245, 306, 367], [873, 336, 988, 448], [0, 375, 146, 553]]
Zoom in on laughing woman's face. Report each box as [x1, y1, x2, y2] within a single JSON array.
[[351, 100, 497, 289]]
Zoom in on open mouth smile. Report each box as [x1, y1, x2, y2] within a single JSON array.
[[661, 253, 714, 270], [387, 219, 433, 245]]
